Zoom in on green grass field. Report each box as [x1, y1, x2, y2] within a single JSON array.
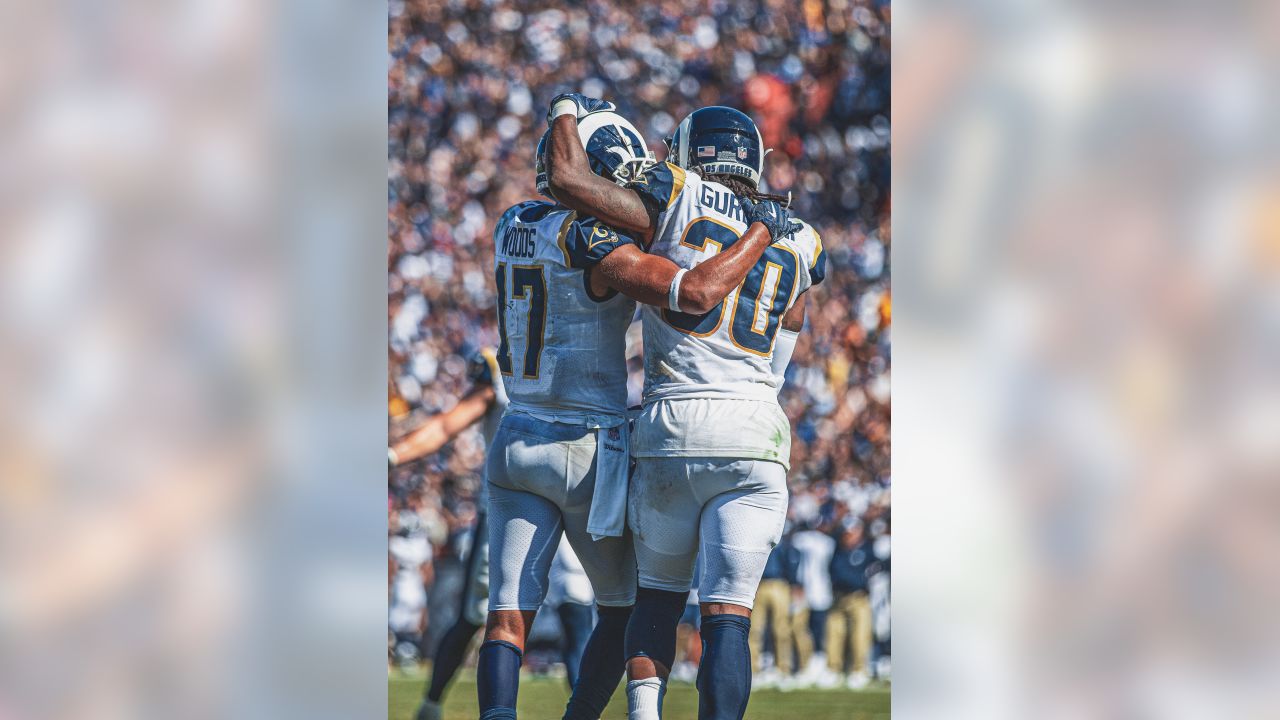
[[389, 669, 890, 719]]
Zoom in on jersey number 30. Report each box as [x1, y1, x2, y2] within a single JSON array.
[[495, 262, 546, 378], [662, 218, 800, 355]]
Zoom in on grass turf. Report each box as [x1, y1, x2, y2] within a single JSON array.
[[389, 668, 890, 719]]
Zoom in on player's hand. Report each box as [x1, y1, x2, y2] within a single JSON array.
[[741, 197, 802, 242], [547, 93, 616, 125]]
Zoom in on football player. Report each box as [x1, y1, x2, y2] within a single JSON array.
[[546, 99, 825, 720], [391, 350, 506, 720], [478, 100, 800, 720]]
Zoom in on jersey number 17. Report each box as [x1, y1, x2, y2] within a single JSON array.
[[495, 262, 547, 378]]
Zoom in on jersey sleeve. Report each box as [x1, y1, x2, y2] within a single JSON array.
[[560, 215, 637, 269], [628, 160, 689, 217], [807, 226, 827, 287], [783, 223, 826, 295]]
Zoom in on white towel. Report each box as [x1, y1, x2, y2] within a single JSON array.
[[587, 421, 630, 541]]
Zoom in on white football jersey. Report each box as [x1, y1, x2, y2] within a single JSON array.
[[491, 200, 637, 427], [631, 161, 826, 403], [625, 162, 825, 467]]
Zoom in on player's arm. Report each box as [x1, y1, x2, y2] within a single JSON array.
[[775, 223, 824, 376], [773, 293, 807, 378], [388, 384, 496, 466], [545, 113, 655, 239], [586, 197, 799, 313], [594, 223, 771, 314]]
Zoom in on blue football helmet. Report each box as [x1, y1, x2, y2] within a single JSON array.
[[536, 111, 653, 198], [667, 106, 766, 187]]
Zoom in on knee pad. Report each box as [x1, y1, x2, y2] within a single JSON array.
[[624, 588, 689, 670]]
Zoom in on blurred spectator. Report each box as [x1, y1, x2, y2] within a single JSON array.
[[826, 519, 876, 688], [547, 538, 595, 688], [388, 506, 435, 667], [750, 539, 796, 686], [790, 521, 839, 687], [387, 0, 891, 681]]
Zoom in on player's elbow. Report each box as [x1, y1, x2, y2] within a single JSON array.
[[546, 161, 578, 199], [679, 283, 719, 315]]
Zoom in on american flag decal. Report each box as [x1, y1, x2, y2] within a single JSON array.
[[697, 145, 716, 158]]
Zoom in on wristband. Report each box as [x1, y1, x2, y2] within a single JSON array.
[[551, 99, 578, 120], [668, 268, 688, 312], [388, 447, 399, 467]]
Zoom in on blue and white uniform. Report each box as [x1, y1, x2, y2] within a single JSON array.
[[625, 161, 826, 607], [458, 347, 507, 626], [486, 199, 638, 610]]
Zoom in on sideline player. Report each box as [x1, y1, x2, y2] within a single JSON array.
[[547, 537, 595, 689], [478, 98, 799, 720], [546, 100, 825, 720], [391, 350, 507, 720]]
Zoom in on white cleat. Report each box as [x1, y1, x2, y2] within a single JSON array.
[[845, 670, 870, 690], [813, 667, 842, 689], [753, 667, 781, 690]]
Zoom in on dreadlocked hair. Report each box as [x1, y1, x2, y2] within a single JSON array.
[[701, 172, 790, 207]]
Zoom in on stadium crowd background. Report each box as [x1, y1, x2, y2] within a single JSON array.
[[387, 0, 891, 684]]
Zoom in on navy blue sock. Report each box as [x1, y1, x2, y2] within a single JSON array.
[[624, 588, 689, 672], [696, 614, 752, 720], [425, 619, 482, 702], [477, 640, 522, 720], [562, 604, 633, 720]]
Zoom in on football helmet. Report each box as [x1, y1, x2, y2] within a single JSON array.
[[536, 111, 653, 198], [667, 106, 765, 187]]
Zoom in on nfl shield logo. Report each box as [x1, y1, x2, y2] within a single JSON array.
[[737, 146, 749, 160], [697, 145, 716, 158], [608, 427, 620, 441]]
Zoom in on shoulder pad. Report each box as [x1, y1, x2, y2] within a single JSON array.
[[629, 161, 688, 215], [496, 200, 554, 238], [561, 215, 636, 269]]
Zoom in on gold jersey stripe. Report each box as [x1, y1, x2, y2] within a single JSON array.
[[667, 162, 686, 209], [555, 210, 578, 266]]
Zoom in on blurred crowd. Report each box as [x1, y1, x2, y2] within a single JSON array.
[[387, 0, 891, 679]]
